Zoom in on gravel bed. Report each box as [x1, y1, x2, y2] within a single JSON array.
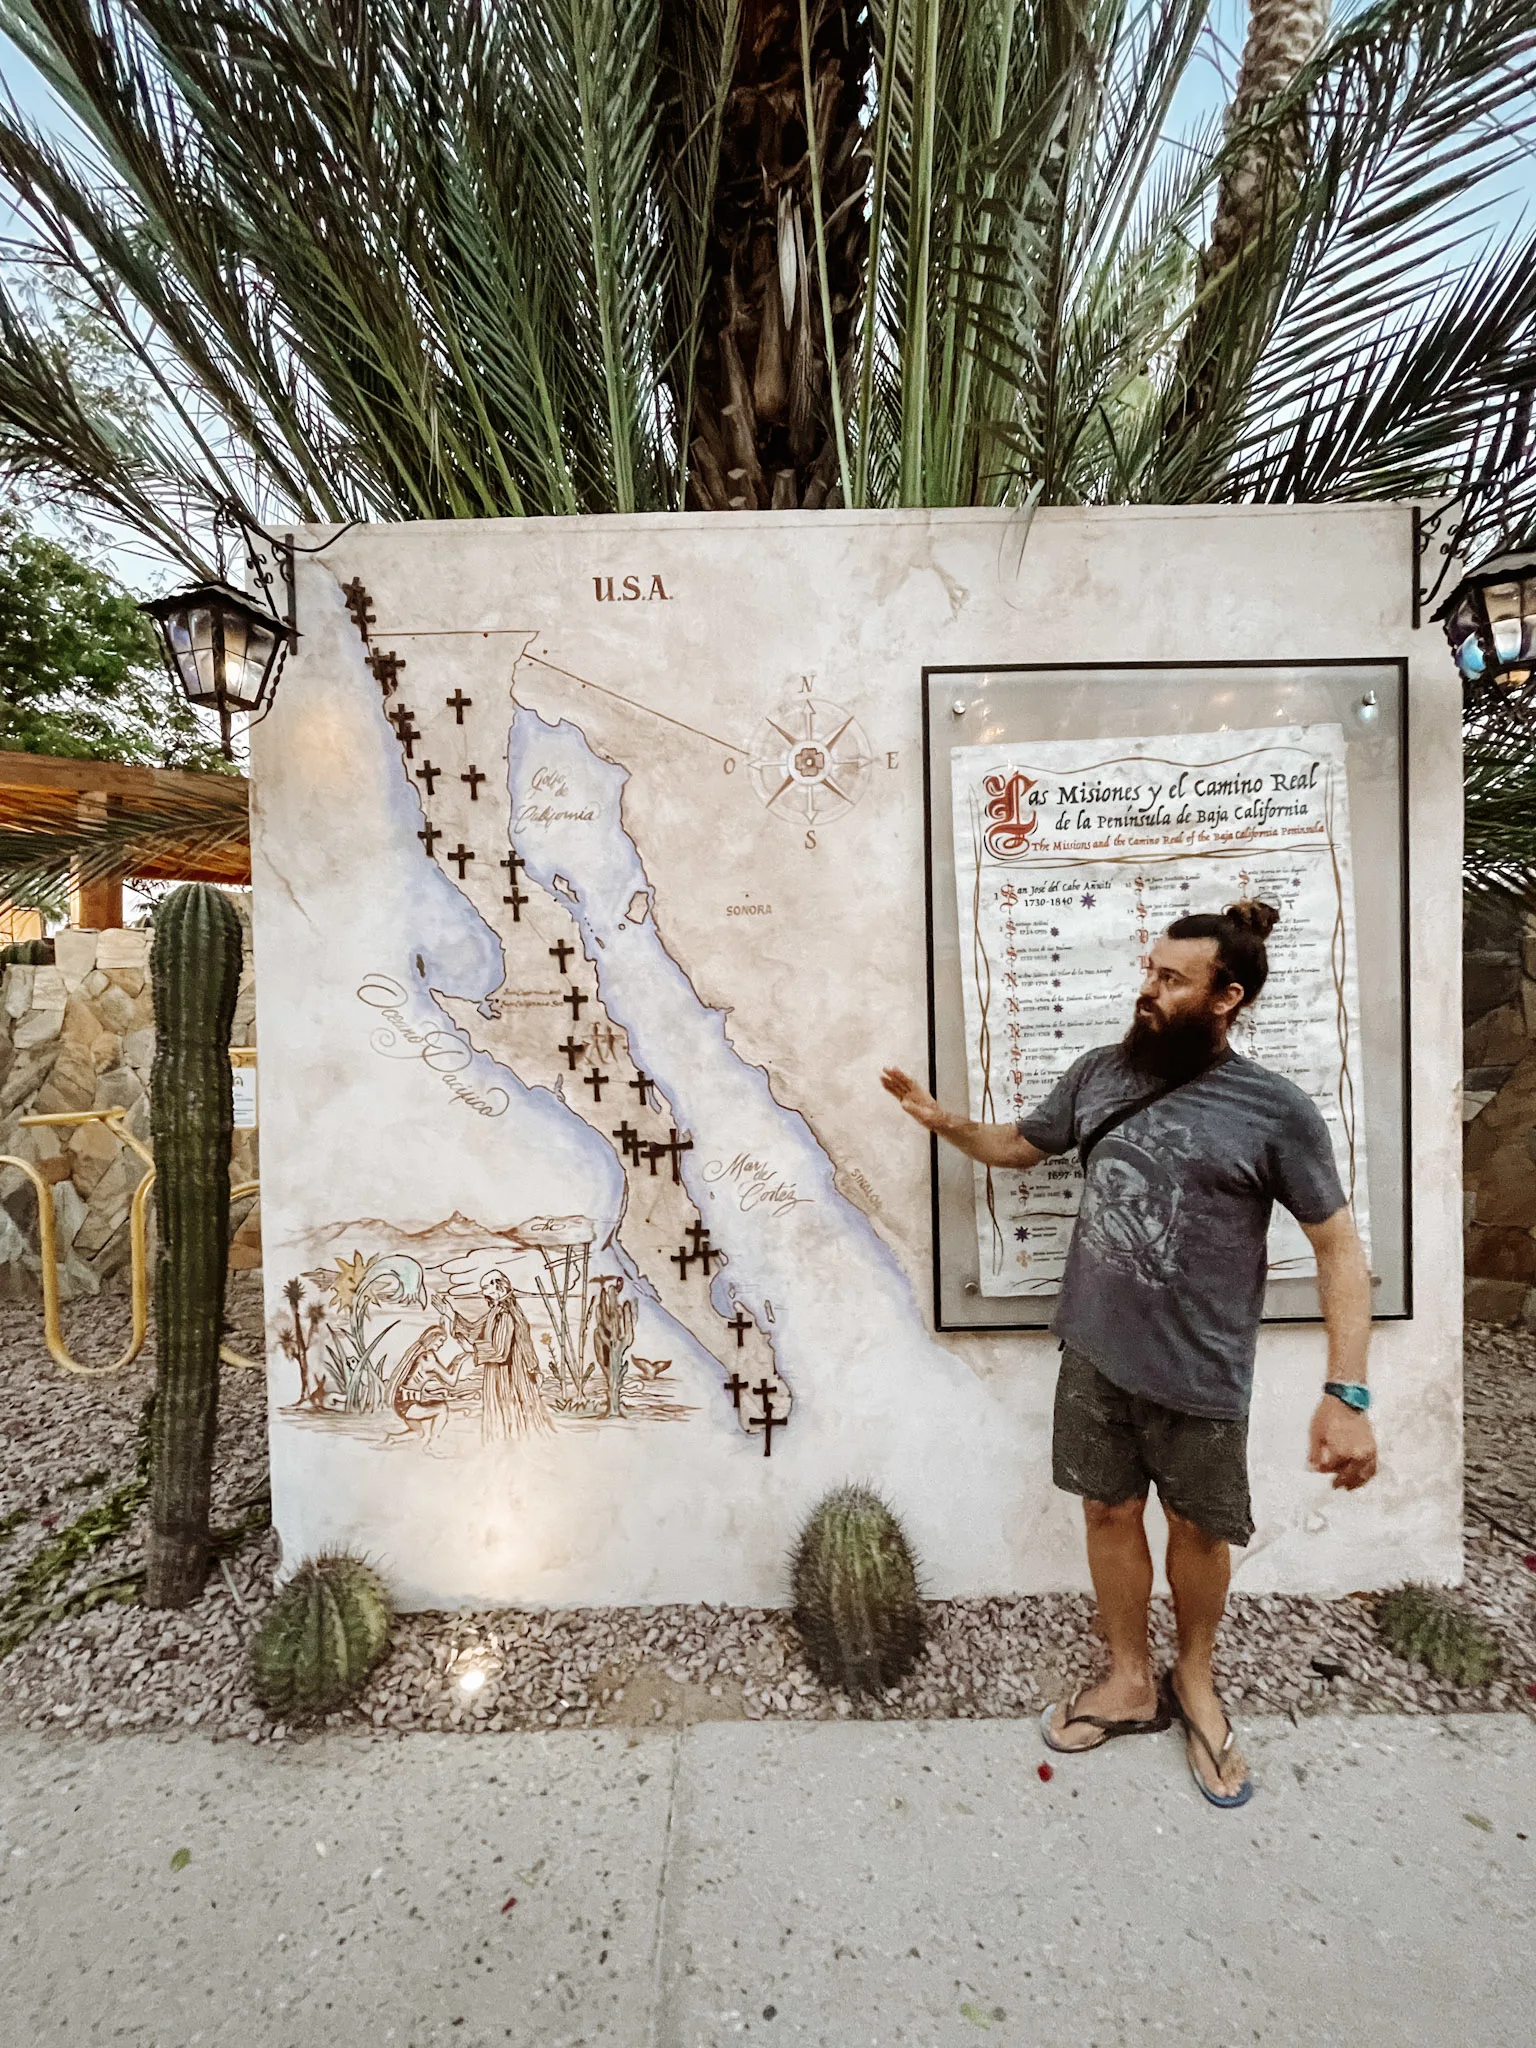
[[1465, 1319, 1536, 1543], [1, 1295, 1533, 1745], [0, 1275, 267, 1602]]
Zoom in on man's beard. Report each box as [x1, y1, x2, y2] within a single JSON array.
[[1122, 1000, 1227, 1082]]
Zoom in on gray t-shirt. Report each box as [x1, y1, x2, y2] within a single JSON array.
[[1017, 1045, 1346, 1419]]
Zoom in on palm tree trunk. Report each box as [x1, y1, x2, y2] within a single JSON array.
[[1202, 0, 1330, 285], [1161, 0, 1329, 472], [663, 0, 871, 511]]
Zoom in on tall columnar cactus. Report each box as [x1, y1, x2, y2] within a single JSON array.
[[250, 1555, 394, 1719], [145, 883, 243, 1608], [790, 1484, 925, 1696]]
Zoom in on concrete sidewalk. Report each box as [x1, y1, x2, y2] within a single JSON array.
[[2, 1713, 1532, 2048]]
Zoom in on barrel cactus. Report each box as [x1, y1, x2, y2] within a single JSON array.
[[145, 883, 243, 1608], [790, 1484, 925, 1695], [1376, 1584, 1501, 1687], [251, 1555, 394, 1719]]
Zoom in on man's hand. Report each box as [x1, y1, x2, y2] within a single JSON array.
[[1308, 1397, 1378, 1490], [880, 1066, 951, 1134], [880, 1065, 1044, 1169]]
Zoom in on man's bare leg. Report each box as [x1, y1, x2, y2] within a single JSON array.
[[1046, 1495, 1159, 1749], [1165, 1509, 1247, 1795]]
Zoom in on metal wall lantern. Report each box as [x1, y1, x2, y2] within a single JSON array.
[[1432, 551, 1536, 711], [139, 578, 293, 756], [139, 503, 300, 758], [139, 507, 360, 757]]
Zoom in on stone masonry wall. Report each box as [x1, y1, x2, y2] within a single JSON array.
[[0, 904, 258, 1301], [1463, 895, 1536, 1324]]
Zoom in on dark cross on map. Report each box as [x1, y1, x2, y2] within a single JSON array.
[[341, 578, 374, 640], [503, 886, 528, 921], [750, 1381, 783, 1457], [549, 939, 574, 974], [629, 1070, 657, 1109], [500, 849, 527, 882], [723, 1371, 749, 1413], [611, 1120, 643, 1166], [583, 1069, 607, 1103], [563, 986, 588, 1021], [387, 705, 420, 758], [726, 1308, 753, 1349], [559, 1036, 587, 1071], [447, 843, 475, 879], [461, 764, 486, 801], [446, 689, 472, 723], [367, 648, 405, 695], [416, 760, 441, 796], [648, 1128, 694, 1184], [689, 1232, 719, 1277], [670, 1244, 695, 1281], [418, 821, 442, 857]]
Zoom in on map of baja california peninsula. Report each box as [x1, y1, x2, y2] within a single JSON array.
[[252, 566, 1015, 1606]]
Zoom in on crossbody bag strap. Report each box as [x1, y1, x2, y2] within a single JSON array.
[[1076, 1052, 1232, 1173]]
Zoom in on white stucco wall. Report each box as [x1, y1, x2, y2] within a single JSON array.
[[250, 504, 1461, 1608]]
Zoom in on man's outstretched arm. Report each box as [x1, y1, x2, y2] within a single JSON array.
[[880, 1066, 1045, 1170], [1301, 1205, 1377, 1490]]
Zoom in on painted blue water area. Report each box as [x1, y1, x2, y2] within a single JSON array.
[[505, 708, 936, 1374], [345, 668, 623, 1233]]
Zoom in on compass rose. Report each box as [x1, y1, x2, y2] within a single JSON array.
[[748, 696, 875, 829]]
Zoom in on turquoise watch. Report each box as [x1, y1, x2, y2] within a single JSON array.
[[1324, 1381, 1370, 1413]]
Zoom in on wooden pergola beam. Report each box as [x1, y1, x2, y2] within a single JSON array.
[[0, 750, 252, 894], [0, 753, 249, 803]]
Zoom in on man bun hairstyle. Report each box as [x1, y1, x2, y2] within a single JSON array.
[[1164, 898, 1280, 1009]]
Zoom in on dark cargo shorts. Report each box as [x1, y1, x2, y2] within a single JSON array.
[[1052, 1345, 1254, 1547]]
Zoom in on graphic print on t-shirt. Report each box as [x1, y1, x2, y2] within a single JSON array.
[[1018, 1049, 1349, 1417], [1075, 1135, 1183, 1286]]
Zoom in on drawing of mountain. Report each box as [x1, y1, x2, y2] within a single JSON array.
[[305, 1211, 606, 1263]]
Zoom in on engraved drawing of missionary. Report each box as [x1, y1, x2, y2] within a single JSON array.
[[592, 1276, 636, 1416], [452, 1271, 553, 1442]]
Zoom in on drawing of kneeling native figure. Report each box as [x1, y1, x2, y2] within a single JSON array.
[[451, 1271, 553, 1442], [385, 1322, 469, 1449]]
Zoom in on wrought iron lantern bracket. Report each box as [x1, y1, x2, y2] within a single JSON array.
[[1412, 502, 1463, 629]]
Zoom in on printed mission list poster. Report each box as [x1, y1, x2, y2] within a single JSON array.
[[950, 725, 1370, 1297]]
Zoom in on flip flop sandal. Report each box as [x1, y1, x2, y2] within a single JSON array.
[[1162, 1672, 1254, 1809], [1039, 1686, 1172, 1755]]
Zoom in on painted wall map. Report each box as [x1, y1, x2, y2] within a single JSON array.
[[248, 508, 1461, 1606], [950, 726, 1369, 1297]]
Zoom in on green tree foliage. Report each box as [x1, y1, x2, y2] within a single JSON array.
[[0, 513, 232, 770]]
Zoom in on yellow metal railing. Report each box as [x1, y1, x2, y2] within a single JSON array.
[[0, 1107, 261, 1375]]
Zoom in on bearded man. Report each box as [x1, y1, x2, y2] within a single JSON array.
[[882, 900, 1376, 1808]]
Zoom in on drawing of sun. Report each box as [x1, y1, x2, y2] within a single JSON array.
[[748, 695, 875, 829]]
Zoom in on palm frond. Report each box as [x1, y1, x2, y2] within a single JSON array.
[[0, 767, 250, 898], [1465, 709, 1536, 906], [1153, 0, 1536, 516], [0, 0, 680, 528], [0, 0, 1532, 563]]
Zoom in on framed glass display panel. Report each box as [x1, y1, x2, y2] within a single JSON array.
[[922, 661, 1410, 1332]]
